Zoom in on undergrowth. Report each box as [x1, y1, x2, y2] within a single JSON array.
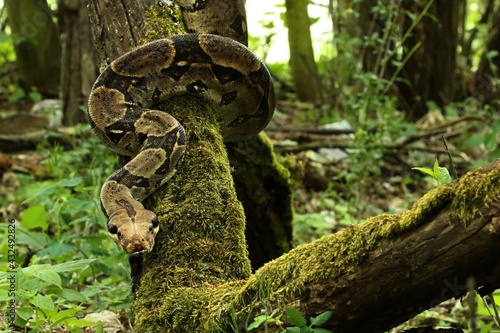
[[0, 125, 133, 331]]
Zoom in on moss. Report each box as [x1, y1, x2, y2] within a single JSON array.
[[132, 96, 252, 332], [452, 164, 500, 221], [229, 163, 500, 321], [141, 2, 185, 44]]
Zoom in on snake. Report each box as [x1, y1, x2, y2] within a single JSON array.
[[87, 0, 275, 256]]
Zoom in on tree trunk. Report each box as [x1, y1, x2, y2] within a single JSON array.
[[473, 6, 500, 105], [285, 0, 322, 105], [58, 0, 98, 125], [396, 0, 461, 120], [5, 0, 61, 96], [226, 137, 294, 270], [86, 0, 155, 62]]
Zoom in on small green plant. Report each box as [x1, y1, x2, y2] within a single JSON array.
[[282, 307, 333, 333], [476, 292, 500, 330], [412, 159, 452, 186], [247, 308, 283, 331], [246, 307, 333, 333], [7, 85, 42, 103], [0, 260, 97, 329]]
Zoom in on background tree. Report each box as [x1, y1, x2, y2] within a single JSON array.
[[57, 0, 98, 124], [285, 0, 322, 105], [473, 2, 500, 105], [353, 0, 462, 120], [4, 0, 61, 96], [395, 0, 462, 120]]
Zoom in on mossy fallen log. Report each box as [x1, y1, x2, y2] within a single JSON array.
[[131, 95, 500, 332]]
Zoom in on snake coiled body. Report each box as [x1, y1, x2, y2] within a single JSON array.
[[88, 1, 275, 256]]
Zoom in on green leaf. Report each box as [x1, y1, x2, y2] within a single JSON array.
[[247, 315, 268, 330], [484, 132, 498, 151], [17, 270, 44, 295], [68, 318, 100, 328], [30, 294, 54, 310], [285, 328, 302, 333], [57, 177, 83, 187], [20, 205, 48, 231], [310, 311, 333, 327], [465, 135, 484, 148], [49, 308, 81, 324], [479, 321, 495, 333], [285, 307, 307, 327], [17, 306, 34, 321], [432, 159, 440, 179], [23, 265, 61, 287], [8, 87, 25, 103], [16, 229, 50, 248], [37, 241, 74, 258], [28, 91, 42, 103], [57, 288, 88, 303], [436, 166, 451, 185], [50, 259, 96, 273], [0, 289, 9, 301], [411, 167, 434, 178]]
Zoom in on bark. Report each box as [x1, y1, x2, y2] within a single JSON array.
[[4, 0, 61, 96], [226, 137, 294, 270], [86, 0, 156, 62], [58, 0, 98, 125], [396, 0, 461, 120], [285, 0, 322, 105], [473, 6, 500, 105]]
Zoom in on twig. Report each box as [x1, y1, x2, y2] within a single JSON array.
[[442, 135, 459, 179]]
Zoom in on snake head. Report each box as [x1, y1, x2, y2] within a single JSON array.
[[107, 209, 160, 256]]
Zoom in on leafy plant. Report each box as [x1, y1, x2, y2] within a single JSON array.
[[412, 159, 452, 186], [246, 307, 333, 333], [0, 124, 133, 331], [247, 308, 283, 331], [283, 307, 333, 333], [0, 260, 97, 329]]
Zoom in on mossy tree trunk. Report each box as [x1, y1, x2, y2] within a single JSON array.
[[226, 138, 294, 270], [5, 0, 61, 96], [285, 0, 322, 105]]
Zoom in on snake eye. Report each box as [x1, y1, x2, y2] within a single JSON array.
[[152, 216, 159, 228], [108, 224, 118, 234]]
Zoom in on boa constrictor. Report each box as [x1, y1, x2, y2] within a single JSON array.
[[87, 1, 275, 256]]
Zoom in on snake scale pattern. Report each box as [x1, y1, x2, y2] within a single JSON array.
[[87, 0, 275, 256]]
